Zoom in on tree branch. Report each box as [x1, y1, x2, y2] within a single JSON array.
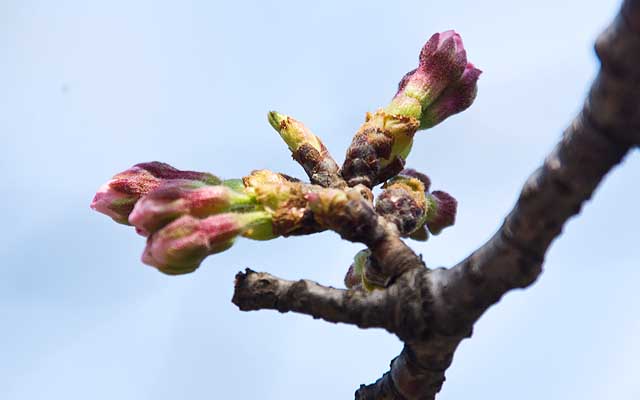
[[232, 268, 397, 331], [355, 1, 640, 398], [231, 2, 640, 399]]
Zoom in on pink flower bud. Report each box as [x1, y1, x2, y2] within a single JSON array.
[[129, 180, 256, 236], [420, 62, 482, 129], [387, 30, 468, 118], [142, 211, 273, 275], [426, 190, 457, 235], [90, 162, 220, 225]]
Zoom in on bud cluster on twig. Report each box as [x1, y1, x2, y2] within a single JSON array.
[[91, 30, 478, 284]]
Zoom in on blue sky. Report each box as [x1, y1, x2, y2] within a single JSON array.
[[2, 0, 639, 399]]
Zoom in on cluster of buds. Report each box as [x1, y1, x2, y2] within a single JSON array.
[[91, 163, 291, 275], [91, 30, 477, 284], [92, 164, 370, 275], [342, 30, 481, 187], [375, 169, 457, 241]]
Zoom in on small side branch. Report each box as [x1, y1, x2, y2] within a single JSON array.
[[233, 268, 393, 330]]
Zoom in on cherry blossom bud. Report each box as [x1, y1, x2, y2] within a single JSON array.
[[142, 211, 274, 275], [387, 30, 468, 119], [426, 190, 457, 235], [129, 180, 256, 236], [420, 63, 482, 129], [91, 162, 220, 224], [375, 176, 428, 236]]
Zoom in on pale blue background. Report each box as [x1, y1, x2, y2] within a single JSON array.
[[2, 0, 639, 399]]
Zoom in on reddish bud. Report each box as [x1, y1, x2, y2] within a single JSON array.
[[142, 211, 273, 275], [387, 30, 468, 119], [426, 190, 457, 234], [129, 180, 256, 236], [420, 62, 482, 129], [91, 162, 220, 225]]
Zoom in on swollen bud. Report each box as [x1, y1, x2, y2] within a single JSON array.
[[385, 31, 480, 133], [426, 190, 457, 235], [387, 30, 468, 119], [420, 63, 482, 129], [142, 211, 275, 275], [129, 180, 256, 236], [90, 162, 220, 225]]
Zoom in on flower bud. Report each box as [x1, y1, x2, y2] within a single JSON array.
[[129, 180, 256, 236], [387, 30, 468, 119], [142, 211, 274, 275], [375, 176, 428, 236], [420, 63, 482, 129], [91, 162, 220, 225], [425, 190, 457, 235]]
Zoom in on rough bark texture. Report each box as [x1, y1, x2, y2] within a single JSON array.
[[232, 2, 640, 399]]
